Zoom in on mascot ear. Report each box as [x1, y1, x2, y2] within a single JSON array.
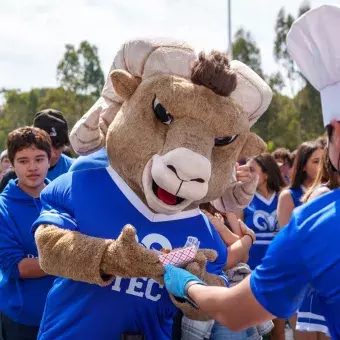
[[239, 133, 267, 159], [110, 70, 139, 101]]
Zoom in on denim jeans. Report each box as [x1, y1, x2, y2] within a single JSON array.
[[210, 322, 248, 340]]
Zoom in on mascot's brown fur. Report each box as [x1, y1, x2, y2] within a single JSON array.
[[34, 39, 271, 321]]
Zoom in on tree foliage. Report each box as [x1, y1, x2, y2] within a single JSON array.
[[232, 28, 263, 78], [0, 7, 326, 153], [0, 88, 95, 149], [57, 41, 104, 98]]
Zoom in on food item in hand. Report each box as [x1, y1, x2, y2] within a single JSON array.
[[160, 248, 171, 254]]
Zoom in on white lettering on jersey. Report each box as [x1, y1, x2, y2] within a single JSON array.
[[137, 233, 172, 251], [253, 210, 278, 232], [126, 278, 145, 297], [112, 277, 163, 302], [111, 276, 122, 292]]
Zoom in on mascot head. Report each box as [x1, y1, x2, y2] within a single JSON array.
[[70, 38, 272, 215]]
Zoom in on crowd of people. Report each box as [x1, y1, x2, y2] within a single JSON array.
[[0, 104, 335, 340], [0, 4, 340, 340]]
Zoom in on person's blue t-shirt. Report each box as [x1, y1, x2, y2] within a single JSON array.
[[244, 193, 279, 269], [250, 189, 340, 339], [32, 167, 228, 340], [47, 154, 74, 181], [0, 180, 55, 326], [68, 147, 109, 172]]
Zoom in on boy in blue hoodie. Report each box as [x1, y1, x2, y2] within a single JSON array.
[[0, 127, 55, 340]]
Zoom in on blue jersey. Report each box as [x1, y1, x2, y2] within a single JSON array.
[[68, 147, 109, 172], [250, 189, 340, 339], [244, 193, 279, 269], [32, 167, 228, 340], [288, 187, 304, 208]]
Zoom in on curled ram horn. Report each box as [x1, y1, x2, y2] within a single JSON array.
[[230, 60, 273, 127], [70, 38, 197, 155]]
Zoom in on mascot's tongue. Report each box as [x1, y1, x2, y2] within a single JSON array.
[[157, 187, 177, 205]]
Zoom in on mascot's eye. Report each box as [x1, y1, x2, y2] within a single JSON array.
[[153, 97, 173, 125], [214, 135, 238, 147]]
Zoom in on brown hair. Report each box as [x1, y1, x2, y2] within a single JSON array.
[[251, 153, 286, 193], [272, 147, 292, 167], [199, 202, 232, 231], [302, 147, 340, 203], [191, 51, 237, 97], [289, 141, 322, 190], [7, 126, 52, 164]]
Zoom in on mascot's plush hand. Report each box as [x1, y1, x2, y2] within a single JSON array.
[[213, 171, 259, 213], [168, 249, 226, 321], [101, 225, 164, 279]]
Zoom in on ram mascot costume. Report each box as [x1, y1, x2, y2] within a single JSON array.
[[32, 39, 272, 339]]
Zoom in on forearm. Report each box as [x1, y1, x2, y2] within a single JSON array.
[[18, 258, 47, 278], [225, 236, 252, 269], [218, 227, 240, 246], [226, 212, 243, 237], [187, 276, 274, 331]]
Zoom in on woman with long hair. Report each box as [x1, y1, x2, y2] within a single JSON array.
[[237, 153, 285, 270], [302, 146, 340, 202], [236, 153, 285, 340], [277, 141, 323, 228]]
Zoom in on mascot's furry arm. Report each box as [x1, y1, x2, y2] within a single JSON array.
[[34, 224, 164, 286], [35, 224, 226, 321]]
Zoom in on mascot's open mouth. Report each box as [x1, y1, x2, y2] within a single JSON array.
[[142, 158, 192, 214], [152, 180, 185, 205]]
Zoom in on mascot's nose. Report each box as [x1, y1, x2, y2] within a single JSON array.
[[151, 148, 211, 201], [166, 165, 205, 183], [161, 148, 211, 183]]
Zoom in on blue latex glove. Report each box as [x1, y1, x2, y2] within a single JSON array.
[[164, 264, 202, 298]]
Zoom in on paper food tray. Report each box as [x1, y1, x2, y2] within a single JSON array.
[[158, 245, 197, 268]]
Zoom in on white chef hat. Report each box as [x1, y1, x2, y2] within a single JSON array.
[[287, 4, 340, 126]]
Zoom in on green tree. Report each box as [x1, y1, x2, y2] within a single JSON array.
[[57, 41, 104, 97], [0, 88, 96, 149], [272, 1, 324, 147], [232, 28, 263, 78], [274, 8, 296, 83]]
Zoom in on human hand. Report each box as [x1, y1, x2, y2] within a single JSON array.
[[203, 211, 226, 232], [164, 264, 202, 298]]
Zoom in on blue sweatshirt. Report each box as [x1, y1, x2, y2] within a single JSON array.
[[32, 167, 228, 339], [68, 147, 109, 172], [0, 180, 55, 326], [47, 154, 74, 181]]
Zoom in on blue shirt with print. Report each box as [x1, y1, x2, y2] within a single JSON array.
[[32, 167, 228, 340], [244, 193, 279, 269]]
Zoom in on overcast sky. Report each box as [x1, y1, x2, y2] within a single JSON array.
[[1, 0, 339, 92]]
